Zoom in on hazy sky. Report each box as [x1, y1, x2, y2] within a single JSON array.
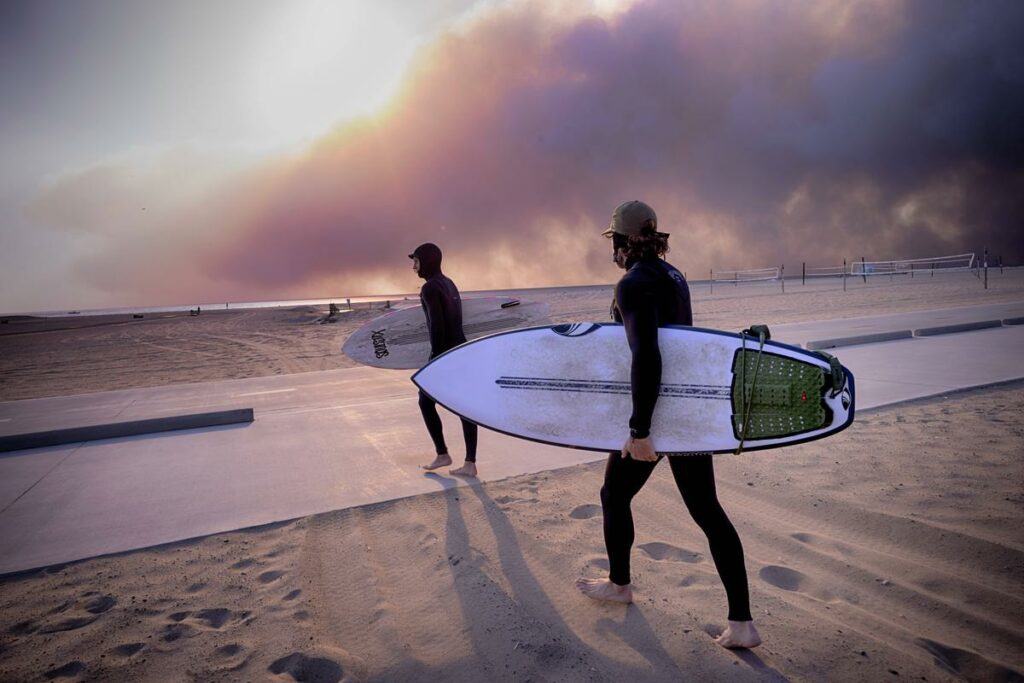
[[2, 0, 1022, 313]]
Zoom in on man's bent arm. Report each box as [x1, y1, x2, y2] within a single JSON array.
[[617, 278, 661, 437]]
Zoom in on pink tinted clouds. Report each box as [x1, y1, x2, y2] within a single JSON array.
[[28, 0, 1024, 305]]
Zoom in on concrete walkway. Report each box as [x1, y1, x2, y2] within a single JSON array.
[[1, 303, 1022, 575]]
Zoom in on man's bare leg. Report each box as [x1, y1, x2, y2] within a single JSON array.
[[421, 453, 452, 470], [714, 620, 761, 649], [575, 577, 633, 603], [449, 461, 477, 477]]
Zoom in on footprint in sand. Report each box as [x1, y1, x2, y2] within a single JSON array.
[[678, 573, 718, 588], [43, 661, 86, 680], [9, 620, 38, 636], [268, 653, 343, 683], [790, 532, 855, 557], [259, 570, 288, 584], [917, 638, 1024, 682], [495, 495, 538, 506], [37, 593, 117, 634], [192, 608, 252, 630], [159, 622, 196, 643], [217, 644, 243, 657], [108, 643, 145, 658], [82, 594, 117, 614], [569, 504, 601, 519], [283, 589, 302, 602], [157, 608, 251, 647], [211, 643, 251, 673], [638, 542, 703, 563], [230, 559, 258, 571], [168, 608, 251, 630], [759, 565, 836, 602]]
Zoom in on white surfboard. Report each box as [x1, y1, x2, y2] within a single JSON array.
[[342, 297, 551, 369], [412, 323, 854, 455]]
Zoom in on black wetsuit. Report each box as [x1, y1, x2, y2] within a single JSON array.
[[413, 244, 478, 462], [605, 255, 751, 622]]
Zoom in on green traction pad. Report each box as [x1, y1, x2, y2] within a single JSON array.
[[730, 350, 828, 440]]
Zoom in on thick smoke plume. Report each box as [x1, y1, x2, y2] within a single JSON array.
[[29, 0, 1024, 304]]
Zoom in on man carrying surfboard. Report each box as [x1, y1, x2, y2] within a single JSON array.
[[575, 200, 761, 649], [409, 242, 479, 477]]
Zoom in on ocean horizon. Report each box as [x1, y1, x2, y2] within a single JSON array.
[[6, 263, 996, 319], [2, 283, 615, 319]]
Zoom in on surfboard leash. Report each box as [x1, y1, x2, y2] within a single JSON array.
[[813, 349, 847, 398], [735, 325, 770, 455]]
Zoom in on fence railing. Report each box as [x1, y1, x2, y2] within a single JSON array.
[[849, 253, 975, 276], [704, 253, 989, 293]]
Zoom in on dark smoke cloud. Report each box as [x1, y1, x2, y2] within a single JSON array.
[[30, 0, 1024, 304]]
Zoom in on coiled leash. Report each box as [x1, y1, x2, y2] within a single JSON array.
[[735, 324, 770, 455]]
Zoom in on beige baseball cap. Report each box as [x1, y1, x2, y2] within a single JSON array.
[[601, 200, 668, 237]]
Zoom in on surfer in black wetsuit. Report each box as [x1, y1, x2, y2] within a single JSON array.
[[575, 201, 761, 649], [409, 243, 479, 477]]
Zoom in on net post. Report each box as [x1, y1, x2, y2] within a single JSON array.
[[984, 248, 988, 290], [781, 264, 785, 293], [802, 261, 805, 285], [710, 269, 713, 295]]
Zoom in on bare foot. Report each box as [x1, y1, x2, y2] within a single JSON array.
[[449, 462, 478, 478], [575, 577, 633, 603], [714, 620, 762, 649], [421, 453, 452, 471]]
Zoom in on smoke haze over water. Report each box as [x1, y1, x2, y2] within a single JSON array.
[[20, 0, 1024, 308]]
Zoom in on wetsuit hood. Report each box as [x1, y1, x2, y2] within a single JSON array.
[[409, 242, 442, 279]]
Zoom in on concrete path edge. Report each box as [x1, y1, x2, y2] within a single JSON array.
[[0, 408, 255, 453]]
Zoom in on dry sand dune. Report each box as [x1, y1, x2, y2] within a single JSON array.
[[0, 384, 1021, 682]]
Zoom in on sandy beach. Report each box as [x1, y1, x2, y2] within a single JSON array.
[[1, 269, 1022, 682], [2, 269, 1022, 402], [4, 0, 1021, 679]]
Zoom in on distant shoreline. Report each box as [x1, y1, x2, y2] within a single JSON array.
[[6, 266, 1017, 320]]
